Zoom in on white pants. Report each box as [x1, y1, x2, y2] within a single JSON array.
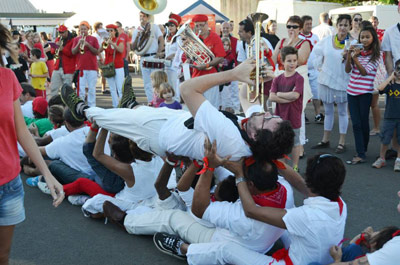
[[124, 209, 215, 244], [219, 81, 239, 112], [203, 85, 220, 109], [50, 68, 73, 97], [166, 67, 180, 101], [85, 106, 169, 156], [187, 241, 283, 265], [106, 67, 124, 108], [82, 193, 157, 214], [300, 112, 307, 145], [79, 70, 98, 107], [140, 56, 160, 102]]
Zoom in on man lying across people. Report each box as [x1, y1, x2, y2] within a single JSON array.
[[60, 60, 308, 196]]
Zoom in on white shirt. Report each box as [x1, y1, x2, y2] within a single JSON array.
[[381, 23, 400, 67], [299, 32, 320, 76], [283, 196, 347, 265], [203, 177, 294, 253], [367, 236, 400, 265], [132, 24, 163, 55], [45, 126, 94, 175], [115, 156, 164, 202], [160, 101, 252, 161], [237, 37, 273, 63], [312, 23, 336, 41], [44, 125, 69, 140], [21, 100, 34, 118]]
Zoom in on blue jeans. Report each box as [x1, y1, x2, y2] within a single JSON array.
[[83, 142, 124, 194], [123, 58, 129, 77], [0, 175, 25, 226], [48, 160, 92, 184], [348, 93, 372, 159]]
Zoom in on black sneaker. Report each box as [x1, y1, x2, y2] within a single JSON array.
[[153, 233, 186, 260], [315, 113, 324, 123], [118, 75, 137, 108], [60, 84, 85, 121]]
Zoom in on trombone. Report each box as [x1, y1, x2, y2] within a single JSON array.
[[247, 13, 269, 113], [80, 34, 86, 54]]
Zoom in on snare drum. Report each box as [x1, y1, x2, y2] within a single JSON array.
[[142, 58, 172, 69]]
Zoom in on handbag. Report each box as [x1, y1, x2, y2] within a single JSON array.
[[100, 41, 117, 78]]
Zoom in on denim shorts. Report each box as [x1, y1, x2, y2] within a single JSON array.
[[0, 175, 25, 226], [380, 119, 400, 145]]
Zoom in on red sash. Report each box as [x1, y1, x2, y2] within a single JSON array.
[[252, 183, 287, 208]]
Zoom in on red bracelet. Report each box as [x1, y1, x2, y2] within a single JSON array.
[[196, 157, 215, 175], [193, 160, 203, 169]]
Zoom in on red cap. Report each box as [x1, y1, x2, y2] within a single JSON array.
[[192, 14, 208, 23], [32, 97, 48, 116], [106, 24, 118, 29], [58, 25, 68, 32], [168, 13, 182, 27]]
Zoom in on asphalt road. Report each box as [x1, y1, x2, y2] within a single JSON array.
[[9, 76, 400, 265]]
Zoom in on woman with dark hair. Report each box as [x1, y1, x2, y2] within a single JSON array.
[[99, 24, 124, 108], [272, 15, 311, 70], [40, 31, 54, 78], [311, 14, 354, 154], [350, 13, 363, 40], [264, 20, 280, 49], [0, 23, 64, 265]]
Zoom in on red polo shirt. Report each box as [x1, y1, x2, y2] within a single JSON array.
[[54, 37, 76, 74], [72, 35, 99, 71], [192, 31, 226, 77], [104, 37, 124, 68]]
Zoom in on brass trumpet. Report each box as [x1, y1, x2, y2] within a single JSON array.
[[54, 37, 64, 60], [102, 38, 109, 49], [80, 34, 86, 54], [247, 12, 269, 113]]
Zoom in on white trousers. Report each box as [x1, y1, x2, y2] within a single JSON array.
[[219, 81, 239, 112], [85, 106, 169, 156], [79, 70, 98, 107], [166, 67, 180, 101], [187, 241, 283, 265], [82, 193, 157, 214], [203, 85, 220, 109], [124, 209, 215, 244], [140, 56, 160, 102], [300, 112, 307, 145], [50, 68, 73, 97], [106, 67, 124, 108]]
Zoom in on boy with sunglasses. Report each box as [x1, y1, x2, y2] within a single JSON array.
[[372, 59, 400, 172], [270, 46, 304, 172]]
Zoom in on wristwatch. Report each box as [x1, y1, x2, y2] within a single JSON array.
[[235, 177, 246, 186]]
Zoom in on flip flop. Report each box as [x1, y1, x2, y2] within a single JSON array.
[[346, 157, 366, 165]]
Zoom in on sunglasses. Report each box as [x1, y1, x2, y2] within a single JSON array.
[[286, 25, 300, 29], [242, 112, 281, 132], [353, 18, 362, 22], [316, 154, 336, 164], [106, 29, 113, 32]]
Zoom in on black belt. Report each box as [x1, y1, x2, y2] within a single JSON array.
[[143, 53, 157, 57]]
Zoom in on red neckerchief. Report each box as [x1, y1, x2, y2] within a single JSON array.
[[332, 197, 344, 216], [393, 230, 400, 237], [360, 49, 372, 56], [270, 248, 293, 265], [210, 194, 216, 202], [299, 32, 312, 38], [252, 183, 287, 208]]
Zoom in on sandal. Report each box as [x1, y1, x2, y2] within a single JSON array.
[[335, 144, 346, 154], [311, 141, 330, 149], [369, 129, 380, 136], [346, 156, 366, 165]]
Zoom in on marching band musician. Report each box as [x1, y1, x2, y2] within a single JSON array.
[[99, 24, 125, 108], [191, 14, 226, 108], [50, 25, 76, 97], [72, 21, 100, 107], [164, 13, 182, 100], [132, 11, 165, 103]]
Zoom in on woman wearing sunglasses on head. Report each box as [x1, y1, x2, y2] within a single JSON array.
[[350, 13, 363, 40]]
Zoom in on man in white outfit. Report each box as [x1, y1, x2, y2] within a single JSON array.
[[312, 12, 336, 41]]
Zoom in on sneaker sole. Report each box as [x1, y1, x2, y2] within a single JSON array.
[[153, 235, 186, 260], [118, 76, 133, 108], [60, 84, 85, 122]]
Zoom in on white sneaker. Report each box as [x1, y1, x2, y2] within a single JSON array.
[[68, 195, 90, 206], [38, 181, 51, 195]]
